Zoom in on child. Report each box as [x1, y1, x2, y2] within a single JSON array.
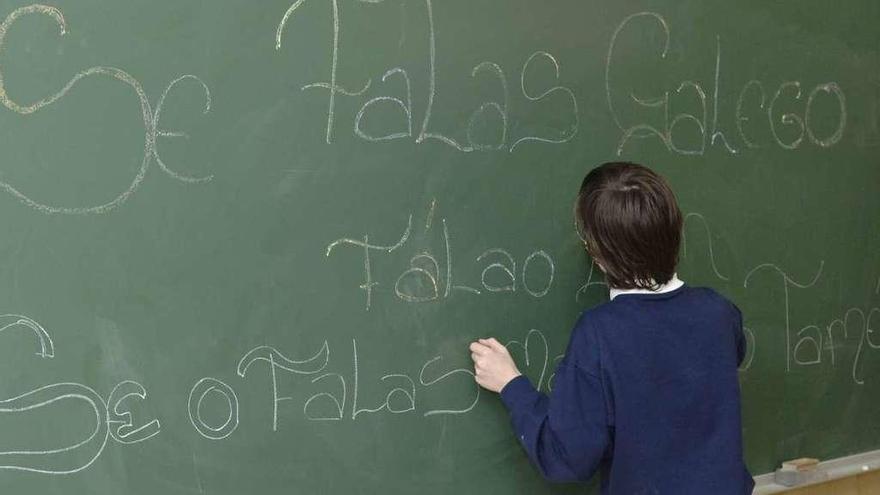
[[470, 162, 753, 494]]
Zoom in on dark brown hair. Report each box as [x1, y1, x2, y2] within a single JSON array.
[[575, 162, 683, 290]]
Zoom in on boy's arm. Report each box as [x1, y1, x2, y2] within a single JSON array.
[[499, 359, 611, 483]]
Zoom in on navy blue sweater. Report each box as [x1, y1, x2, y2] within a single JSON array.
[[500, 285, 753, 494]]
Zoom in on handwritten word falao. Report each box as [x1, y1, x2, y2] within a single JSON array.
[[325, 201, 556, 310]]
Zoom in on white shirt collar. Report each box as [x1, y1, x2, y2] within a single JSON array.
[[609, 274, 684, 301]]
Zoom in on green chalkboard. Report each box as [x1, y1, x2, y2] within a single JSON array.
[[0, 0, 878, 493]]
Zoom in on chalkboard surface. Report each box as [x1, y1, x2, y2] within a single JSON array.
[[0, 1, 878, 493]]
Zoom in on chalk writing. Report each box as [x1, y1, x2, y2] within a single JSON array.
[[509, 51, 578, 152], [468, 61, 509, 151], [744, 262, 825, 373], [768, 82, 806, 150], [736, 80, 766, 149], [681, 212, 730, 281], [709, 36, 738, 154], [414, 0, 471, 151], [232, 339, 486, 424], [279, 1, 577, 152], [739, 261, 880, 384], [152, 75, 214, 184], [575, 261, 608, 302], [0, 314, 159, 474], [478, 249, 516, 293], [326, 215, 413, 310], [276, 0, 373, 144], [506, 329, 549, 391], [187, 377, 239, 440], [304, 372, 347, 421], [0, 4, 213, 214], [326, 202, 555, 309], [522, 251, 555, 298], [353, 341, 418, 417], [739, 327, 756, 371], [804, 83, 847, 148], [158, 328, 554, 433], [605, 12, 671, 155], [237, 344, 330, 430], [107, 381, 161, 445], [0, 314, 54, 358], [0, 383, 109, 474], [355, 68, 413, 141], [1, 4, 878, 487], [419, 356, 479, 416], [606, 11, 847, 156]]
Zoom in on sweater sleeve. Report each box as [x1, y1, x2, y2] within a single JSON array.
[[499, 348, 611, 482]]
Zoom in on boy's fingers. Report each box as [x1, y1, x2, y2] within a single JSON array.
[[486, 338, 505, 350], [469, 342, 487, 354]]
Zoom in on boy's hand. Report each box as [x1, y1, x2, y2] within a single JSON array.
[[469, 338, 521, 393]]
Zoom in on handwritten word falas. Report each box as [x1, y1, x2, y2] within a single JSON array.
[[0, 314, 555, 474], [0, 4, 212, 215], [235, 330, 558, 431], [276, 0, 578, 151]]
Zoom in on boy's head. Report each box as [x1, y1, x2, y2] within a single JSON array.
[[575, 162, 683, 290]]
